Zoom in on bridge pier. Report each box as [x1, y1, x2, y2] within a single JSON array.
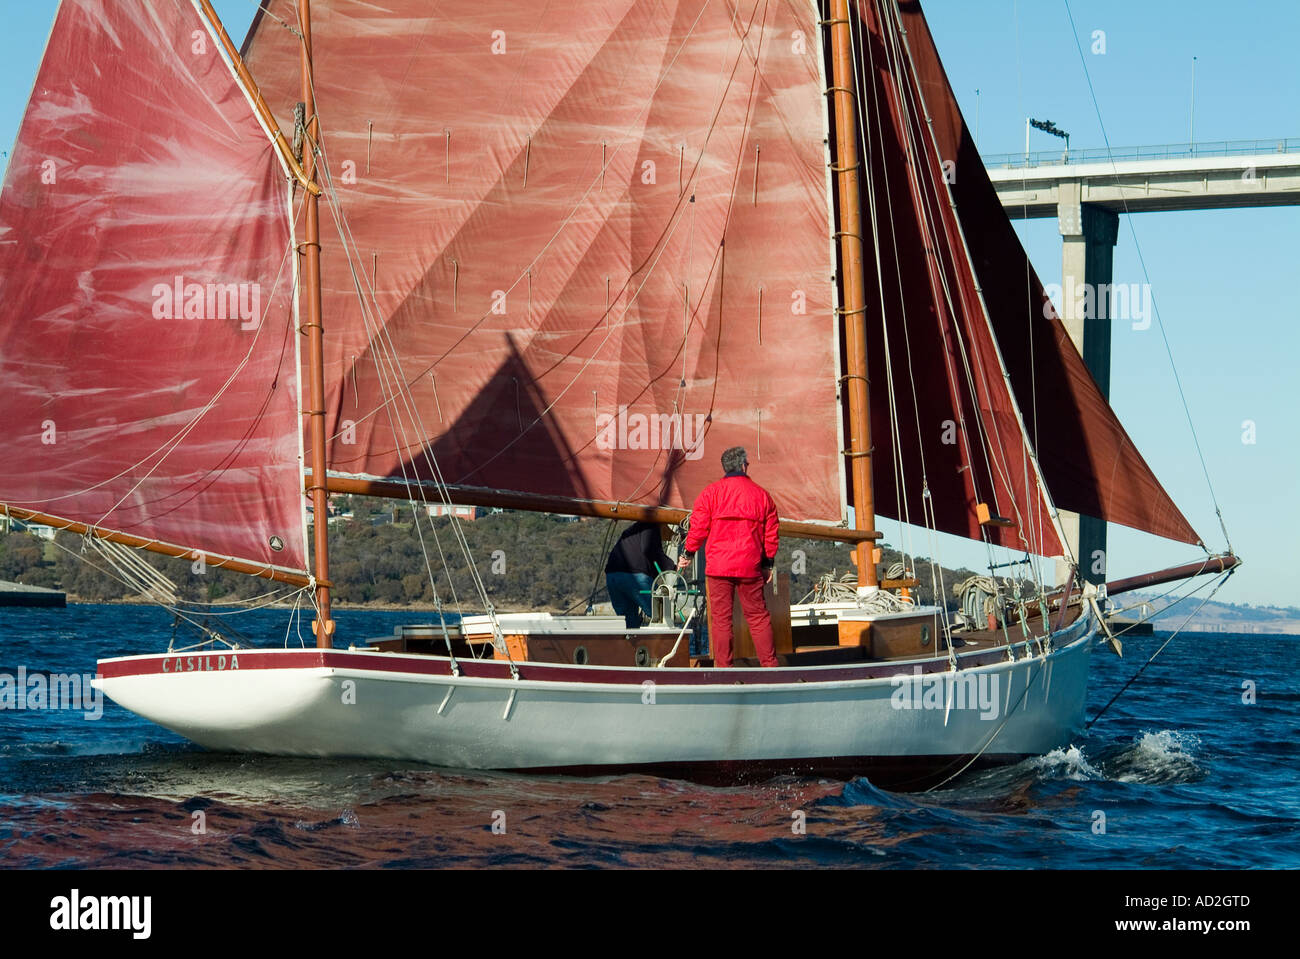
[[1056, 182, 1118, 586]]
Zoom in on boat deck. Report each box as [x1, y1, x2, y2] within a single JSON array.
[[716, 603, 1079, 667], [362, 604, 1083, 670]]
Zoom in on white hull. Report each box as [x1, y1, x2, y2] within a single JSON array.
[[95, 609, 1097, 787]]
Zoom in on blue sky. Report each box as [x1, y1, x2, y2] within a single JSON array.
[[1, 1, 1295, 606]]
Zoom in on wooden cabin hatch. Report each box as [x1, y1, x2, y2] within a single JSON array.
[[488, 632, 689, 669], [837, 609, 943, 658]]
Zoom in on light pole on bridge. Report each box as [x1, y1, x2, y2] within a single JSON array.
[[1028, 117, 1071, 164]]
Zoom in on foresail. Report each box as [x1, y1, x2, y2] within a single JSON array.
[[0, 0, 307, 573], [849, 0, 1062, 555], [244, 0, 845, 524], [890, 0, 1201, 548]]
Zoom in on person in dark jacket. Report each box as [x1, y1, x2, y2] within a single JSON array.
[[677, 446, 779, 667], [605, 521, 675, 628]]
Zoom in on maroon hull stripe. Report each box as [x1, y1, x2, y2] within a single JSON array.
[[96, 644, 1048, 685]]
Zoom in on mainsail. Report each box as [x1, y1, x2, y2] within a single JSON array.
[[0, 0, 307, 573], [244, 0, 846, 524], [233, 0, 1199, 557]]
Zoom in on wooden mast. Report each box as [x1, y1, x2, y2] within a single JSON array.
[[826, 0, 879, 589], [298, 0, 334, 645]]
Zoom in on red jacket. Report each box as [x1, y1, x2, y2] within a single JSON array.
[[683, 473, 779, 578]]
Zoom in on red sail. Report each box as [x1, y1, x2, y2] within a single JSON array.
[[846, 0, 1061, 555], [0, 0, 307, 572], [243, 0, 844, 523], [889, 0, 1201, 547]]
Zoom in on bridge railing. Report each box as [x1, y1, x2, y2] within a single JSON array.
[[983, 138, 1300, 170]]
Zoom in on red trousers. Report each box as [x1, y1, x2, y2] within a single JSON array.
[[706, 575, 777, 667]]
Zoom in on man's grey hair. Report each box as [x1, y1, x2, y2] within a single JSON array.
[[721, 446, 748, 474]]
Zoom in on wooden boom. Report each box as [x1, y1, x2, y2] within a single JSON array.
[[320, 475, 882, 544], [0, 503, 317, 589]]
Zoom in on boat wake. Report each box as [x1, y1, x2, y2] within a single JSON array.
[[1020, 729, 1206, 787], [1093, 729, 1207, 785], [0, 738, 190, 760], [1028, 744, 1105, 781], [851, 728, 1211, 803]]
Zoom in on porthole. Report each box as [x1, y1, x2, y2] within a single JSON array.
[[920, 625, 931, 647], [634, 646, 650, 667], [573, 645, 589, 665]]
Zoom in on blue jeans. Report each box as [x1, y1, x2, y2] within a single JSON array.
[[606, 572, 654, 628], [690, 618, 709, 658]]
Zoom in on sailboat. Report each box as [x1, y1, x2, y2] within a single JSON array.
[[0, 0, 1237, 790]]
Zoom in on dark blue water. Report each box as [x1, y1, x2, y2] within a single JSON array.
[[1, 603, 1296, 868]]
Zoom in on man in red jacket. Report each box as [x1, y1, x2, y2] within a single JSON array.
[[677, 446, 779, 667]]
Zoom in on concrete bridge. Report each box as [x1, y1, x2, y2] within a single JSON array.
[[987, 139, 1299, 582], [987, 138, 1300, 216]]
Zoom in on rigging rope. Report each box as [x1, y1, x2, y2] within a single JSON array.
[[567, 518, 622, 615], [885, 0, 1058, 575], [295, 0, 777, 671], [1061, 0, 1233, 555], [84, 537, 178, 607], [1085, 568, 1236, 729], [862, 1, 1046, 632], [849, 6, 916, 576], [308, 123, 477, 670], [305, 0, 730, 481]]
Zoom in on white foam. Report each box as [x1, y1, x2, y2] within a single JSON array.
[[1114, 729, 1203, 783], [1033, 744, 1103, 780]]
